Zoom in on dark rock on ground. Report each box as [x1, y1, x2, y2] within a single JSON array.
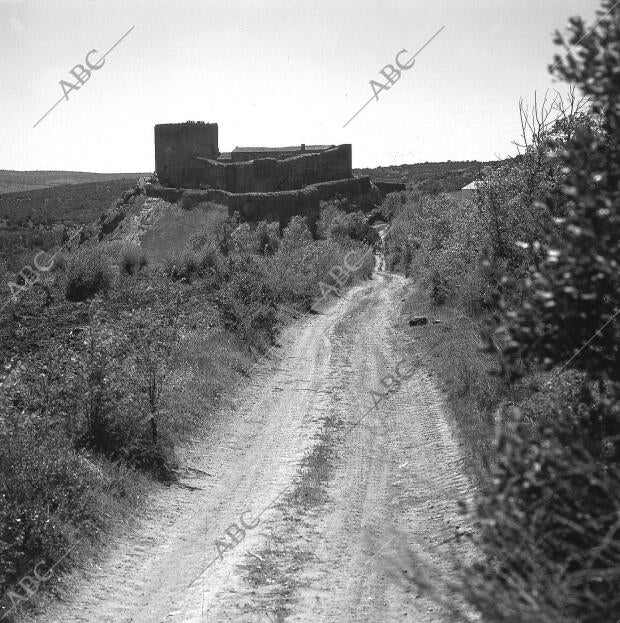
[[409, 317, 428, 327]]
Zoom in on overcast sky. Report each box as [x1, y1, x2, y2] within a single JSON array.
[[0, 0, 602, 172]]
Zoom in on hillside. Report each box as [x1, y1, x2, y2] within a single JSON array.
[[0, 178, 141, 228], [0, 178, 141, 272], [0, 170, 148, 194], [354, 159, 507, 194]]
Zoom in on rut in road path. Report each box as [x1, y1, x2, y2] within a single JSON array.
[[25, 271, 475, 623]]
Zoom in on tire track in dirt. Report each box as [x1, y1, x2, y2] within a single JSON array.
[[207, 272, 476, 622], [22, 293, 348, 622], [24, 270, 475, 623]]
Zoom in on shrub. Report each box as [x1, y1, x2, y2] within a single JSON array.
[[384, 95, 588, 309], [254, 220, 280, 254], [162, 251, 195, 282], [229, 223, 254, 254], [281, 216, 312, 249], [187, 227, 211, 251], [217, 254, 278, 344], [65, 247, 113, 301], [215, 212, 241, 255], [317, 202, 379, 245], [0, 427, 85, 591], [119, 243, 148, 276], [214, 229, 375, 344], [0, 412, 132, 609], [162, 246, 218, 282], [464, 405, 620, 622], [381, 190, 410, 220], [74, 306, 177, 477], [461, 4, 620, 622], [230, 220, 280, 255], [267, 237, 374, 309], [51, 251, 66, 272], [383, 193, 464, 282]]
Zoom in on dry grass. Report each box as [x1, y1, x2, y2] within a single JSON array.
[[242, 529, 314, 620], [287, 412, 339, 508], [238, 411, 339, 618], [399, 283, 505, 484], [164, 326, 252, 441]]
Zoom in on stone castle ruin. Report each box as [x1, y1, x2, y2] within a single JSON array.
[[154, 121, 353, 193], [96, 122, 404, 254], [148, 121, 402, 226]]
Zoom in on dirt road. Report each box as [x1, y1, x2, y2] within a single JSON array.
[[27, 270, 474, 623]]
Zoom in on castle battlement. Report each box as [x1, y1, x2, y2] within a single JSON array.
[[154, 122, 352, 192]]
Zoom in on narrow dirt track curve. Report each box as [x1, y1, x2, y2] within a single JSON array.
[[26, 269, 474, 623]]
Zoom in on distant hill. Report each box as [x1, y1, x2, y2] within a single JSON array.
[[0, 179, 141, 229], [0, 178, 146, 271], [0, 170, 149, 194], [355, 160, 508, 194]]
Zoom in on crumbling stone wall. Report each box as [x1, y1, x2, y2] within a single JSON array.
[[194, 145, 352, 193], [230, 145, 333, 162], [374, 180, 406, 195], [144, 176, 374, 229], [154, 122, 352, 192]]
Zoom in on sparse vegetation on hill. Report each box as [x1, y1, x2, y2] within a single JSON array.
[[0, 179, 141, 228], [0, 189, 375, 618], [354, 160, 504, 194], [0, 170, 146, 194], [0, 179, 145, 285]]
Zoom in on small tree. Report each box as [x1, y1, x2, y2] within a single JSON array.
[[464, 4, 620, 622], [499, 0, 620, 383], [281, 216, 312, 249]]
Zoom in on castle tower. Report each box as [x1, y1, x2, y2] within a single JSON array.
[[154, 122, 219, 187]]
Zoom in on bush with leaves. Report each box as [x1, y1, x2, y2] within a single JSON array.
[[64, 247, 113, 301], [317, 201, 379, 245], [229, 220, 280, 255], [0, 418, 122, 613], [119, 243, 148, 276], [498, 28, 619, 382], [384, 92, 591, 311], [0, 345, 137, 612], [280, 215, 313, 250], [214, 214, 375, 343], [73, 303, 177, 476], [216, 254, 278, 345], [162, 246, 219, 282], [381, 190, 409, 220], [383, 192, 486, 308], [0, 279, 185, 610], [462, 4, 620, 622], [254, 220, 281, 254], [464, 407, 620, 622]]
